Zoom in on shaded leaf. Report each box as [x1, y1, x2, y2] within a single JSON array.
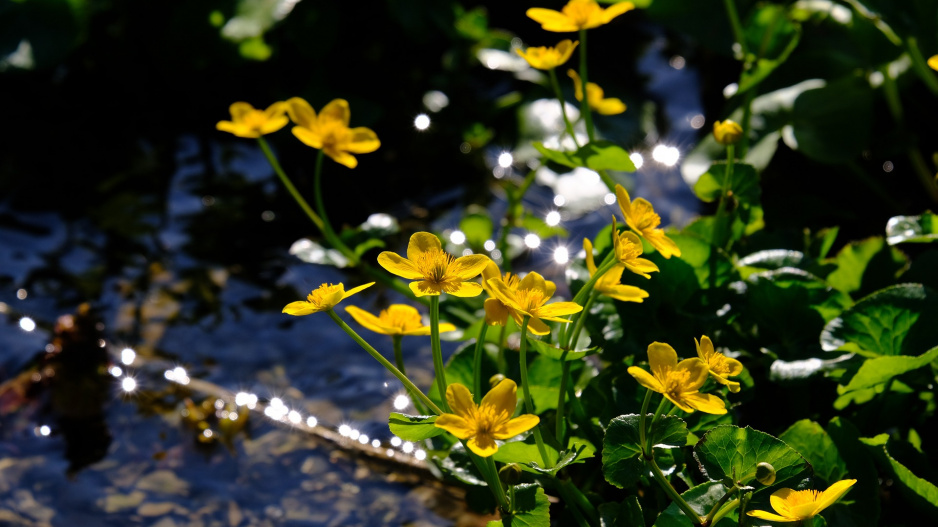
[[835, 346, 938, 407], [526, 338, 599, 361], [779, 420, 848, 484], [655, 481, 734, 527], [603, 414, 687, 488]]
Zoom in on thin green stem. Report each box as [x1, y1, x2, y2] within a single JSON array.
[[710, 498, 740, 526], [713, 144, 735, 249], [638, 389, 653, 457], [484, 455, 511, 513], [648, 456, 703, 525], [473, 323, 490, 404], [549, 68, 581, 149], [429, 296, 450, 412], [704, 486, 738, 526], [567, 290, 598, 350], [312, 150, 359, 266], [256, 137, 324, 231], [326, 309, 441, 415], [519, 317, 553, 468], [565, 256, 617, 345], [556, 356, 571, 441], [556, 480, 596, 527], [722, 0, 749, 58], [578, 29, 596, 142], [392, 336, 406, 374], [904, 36, 938, 95]]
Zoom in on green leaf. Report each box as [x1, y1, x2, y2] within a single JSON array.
[[461, 208, 494, 247], [489, 485, 551, 526], [692, 163, 760, 206], [826, 417, 881, 526], [820, 284, 938, 357], [693, 425, 812, 496], [575, 141, 636, 172], [524, 444, 589, 475], [823, 237, 908, 296], [388, 413, 444, 441], [654, 481, 733, 527], [880, 447, 938, 519], [353, 238, 385, 257], [791, 77, 872, 164], [493, 438, 558, 469], [526, 338, 599, 361], [603, 414, 688, 488], [835, 346, 938, 406], [599, 495, 644, 527], [779, 420, 848, 484], [532, 142, 579, 169], [521, 213, 567, 239], [886, 211, 938, 245]]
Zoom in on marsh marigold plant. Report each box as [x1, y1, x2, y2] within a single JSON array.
[[696, 335, 743, 392], [747, 480, 857, 522], [344, 304, 455, 336], [377, 232, 489, 297], [568, 69, 626, 115], [216, 102, 288, 138], [527, 0, 634, 32], [486, 271, 582, 335], [516, 40, 579, 70], [616, 184, 681, 258], [282, 282, 374, 316], [628, 342, 727, 414]]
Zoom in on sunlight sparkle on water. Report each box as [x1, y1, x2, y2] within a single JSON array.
[[524, 234, 541, 249], [393, 394, 410, 410], [630, 153, 644, 169], [39, 425, 51, 436], [498, 152, 513, 168], [553, 195, 566, 206], [16, 289, 27, 299], [414, 114, 430, 130], [553, 246, 570, 264], [338, 424, 352, 437], [449, 230, 466, 245], [604, 193, 616, 205], [165, 366, 190, 385], [358, 435, 369, 445], [402, 442, 414, 453], [306, 416, 318, 427], [121, 377, 137, 392], [349, 429, 361, 441], [390, 436, 403, 447], [372, 439, 381, 448], [545, 211, 561, 226], [288, 410, 301, 424], [652, 145, 680, 167], [110, 366, 123, 377], [415, 450, 427, 461], [121, 348, 136, 365], [203, 429, 213, 438], [484, 240, 496, 251], [19, 317, 36, 332]]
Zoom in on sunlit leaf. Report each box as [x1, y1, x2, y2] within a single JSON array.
[[835, 346, 938, 406], [655, 481, 735, 527], [388, 413, 445, 441], [823, 237, 908, 297], [487, 484, 551, 526], [460, 208, 494, 247], [886, 212, 938, 245], [526, 338, 599, 361]]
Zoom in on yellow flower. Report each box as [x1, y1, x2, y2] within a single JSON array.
[[627, 342, 727, 414], [216, 102, 288, 138], [583, 238, 648, 302], [615, 184, 681, 259], [747, 480, 857, 522], [434, 379, 540, 457], [713, 119, 743, 145], [480, 261, 540, 327], [612, 217, 659, 279], [377, 232, 490, 297], [344, 304, 456, 336], [286, 97, 380, 169], [516, 40, 579, 70], [282, 282, 374, 316], [527, 0, 635, 32], [928, 54, 938, 71], [568, 69, 626, 115], [696, 335, 743, 393], [486, 271, 582, 335]]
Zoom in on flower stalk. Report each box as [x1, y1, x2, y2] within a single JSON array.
[[548, 68, 581, 149], [312, 149, 359, 266], [578, 28, 596, 142], [472, 323, 490, 404], [326, 309, 441, 415], [256, 137, 324, 231], [519, 317, 553, 468], [429, 295, 450, 412]]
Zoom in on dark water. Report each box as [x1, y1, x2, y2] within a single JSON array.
[[0, 30, 701, 527]]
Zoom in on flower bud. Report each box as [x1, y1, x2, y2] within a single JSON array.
[[489, 373, 506, 389], [755, 462, 777, 486], [498, 463, 523, 485], [713, 120, 743, 145]]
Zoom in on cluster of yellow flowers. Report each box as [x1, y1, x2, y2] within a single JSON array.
[[216, 98, 380, 168]]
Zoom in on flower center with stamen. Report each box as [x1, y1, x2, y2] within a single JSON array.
[[381, 307, 422, 331], [472, 404, 509, 436], [307, 283, 342, 307], [414, 249, 457, 283], [244, 111, 269, 130], [662, 369, 693, 396], [563, 0, 597, 25], [616, 236, 643, 261], [514, 288, 547, 314], [709, 354, 733, 375]]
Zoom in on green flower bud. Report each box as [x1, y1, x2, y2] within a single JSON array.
[[498, 463, 523, 485], [489, 373, 506, 389], [756, 462, 777, 486]]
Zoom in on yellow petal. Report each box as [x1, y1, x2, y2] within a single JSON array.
[[480, 378, 518, 417], [683, 392, 727, 415], [595, 97, 626, 115], [319, 99, 350, 127], [216, 121, 255, 138], [696, 336, 714, 360], [446, 383, 477, 418], [789, 500, 820, 520], [711, 374, 741, 393], [815, 479, 857, 515], [410, 280, 443, 297], [434, 413, 475, 439], [518, 272, 552, 298], [449, 254, 490, 280], [567, 69, 584, 101], [487, 278, 526, 314], [493, 414, 540, 440], [229, 102, 254, 121], [645, 229, 681, 259], [746, 510, 797, 522], [484, 298, 510, 326], [319, 287, 346, 310], [292, 127, 324, 149], [663, 392, 697, 413], [377, 252, 425, 280], [467, 433, 499, 457], [258, 116, 289, 135], [407, 232, 442, 262], [482, 261, 502, 283], [583, 238, 598, 275], [929, 55, 938, 71], [323, 147, 358, 169], [627, 366, 664, 393], [771, 488, 797, 519], [444, 281, 484, 297], [624, 258, 659, 279], [537, 301, 583, 319], [647, 342, 678, 379], [526, 8, 579, 32], [527, 316, 552, 335], [615, 184, 633, 218], [285, 97, 316, 128], [602, 283, 649, 303], [437, 322, 457, 333], [676, 358, 709, 389], [601, 1, 635, 23], [344, 305, 394, 335], [341, 282, 375, 300], [345, 127, 381, 153], [282, 301, 319, 316]]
